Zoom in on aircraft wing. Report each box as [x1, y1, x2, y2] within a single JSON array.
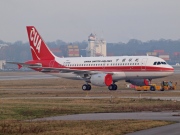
[[6, 62, 114, 75], [40, 67, 114, 75], [6, 62, 42, 69]]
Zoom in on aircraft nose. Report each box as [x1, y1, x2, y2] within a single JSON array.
[[168, 64, 174, 75], [169, 65, 174, 71]]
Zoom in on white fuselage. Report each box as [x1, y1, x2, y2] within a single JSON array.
[[47, 56, 174, 81]]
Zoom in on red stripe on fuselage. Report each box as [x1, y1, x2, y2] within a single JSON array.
[[25, 59, 173, 72], [64, 66, 173, 72]]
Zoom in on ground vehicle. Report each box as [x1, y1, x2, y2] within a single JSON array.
[[161, 81, 177, 91], [135, 81, 177, 91]]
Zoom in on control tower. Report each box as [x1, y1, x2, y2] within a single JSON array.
[[0, 44, 8, 70], [87, 33, 106, 57]]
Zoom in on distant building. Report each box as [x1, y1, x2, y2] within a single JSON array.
[[87, 33, 106, 57], [0, 60, 6, 70], [67, 45, 79, 57], [159, 55, 170, 61]]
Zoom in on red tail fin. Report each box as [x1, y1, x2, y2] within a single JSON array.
[[26, 26, 54, 60]]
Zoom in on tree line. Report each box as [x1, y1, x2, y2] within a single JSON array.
[[0, 39, 180, 64]]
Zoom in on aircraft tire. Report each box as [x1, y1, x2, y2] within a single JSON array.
[[82, 84, 88, 91], [108, 84, 117, 91], [87, 84, 91, 90], [108, 85, 113, 90], [113, 84, 117, 90], [82, 84, 91, 91]]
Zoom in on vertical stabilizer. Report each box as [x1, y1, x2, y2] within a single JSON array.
[[26, 26, 54, 60]]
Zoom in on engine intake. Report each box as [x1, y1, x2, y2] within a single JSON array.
[[90, 73, 112, 86]]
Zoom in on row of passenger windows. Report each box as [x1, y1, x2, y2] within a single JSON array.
[[153, 62, 167, 65], [63, 63, 140, 67]]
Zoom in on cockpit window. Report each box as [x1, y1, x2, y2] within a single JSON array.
[[153, 61, 167, 65], [157, 62, 161, 65]]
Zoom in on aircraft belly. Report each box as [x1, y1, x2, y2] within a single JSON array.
[[112, 72, 126, 80], [44, 71, 173, 81], [46, 72, 84, 80], [125, 71, 174, 79]]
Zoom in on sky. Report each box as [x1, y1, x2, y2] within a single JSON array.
[[0, 0, 180, 43]]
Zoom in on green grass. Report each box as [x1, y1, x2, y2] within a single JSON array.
[[0, 98, 179, 120], [0, 120, 174, 135]]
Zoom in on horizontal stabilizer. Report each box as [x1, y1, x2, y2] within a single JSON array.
[[6, 62, 42, 69]]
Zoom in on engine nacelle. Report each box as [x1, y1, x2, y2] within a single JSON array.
[[90, 73, 112, 86], [126, 79, 150, 86]]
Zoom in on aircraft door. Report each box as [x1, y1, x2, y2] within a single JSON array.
[[141, 58, 147, 70]]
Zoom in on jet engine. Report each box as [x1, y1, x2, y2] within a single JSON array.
[[90, 73, 112, 86], [126, 79, 150, 86]]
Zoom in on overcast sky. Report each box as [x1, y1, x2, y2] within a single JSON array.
[[0, 0, 180, 43]]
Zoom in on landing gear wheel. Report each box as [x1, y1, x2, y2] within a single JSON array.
[[108, 84, 117, 91], [82, 84, 91, 91], [82, 84, 87, 91], [108, 85, 113, 90], [87, 84, 91, 90], [113, 84, 117, 90]]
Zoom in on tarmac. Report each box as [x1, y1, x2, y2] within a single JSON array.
[[35, 112, 180, 135]]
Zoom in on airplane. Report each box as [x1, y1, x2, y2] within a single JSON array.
[[8, 26, 174, 91]]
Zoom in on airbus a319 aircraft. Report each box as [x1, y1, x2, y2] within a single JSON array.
[[8, 26, 174, 91]]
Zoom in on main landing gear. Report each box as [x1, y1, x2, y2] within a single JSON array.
[[108, 84, 117, 91], [81, 83, 117, 91], [82, 84, 91, 91]]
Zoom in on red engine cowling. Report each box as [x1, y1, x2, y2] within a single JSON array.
[[90, 74, 112, 86], [126, 79, 150, 86]]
